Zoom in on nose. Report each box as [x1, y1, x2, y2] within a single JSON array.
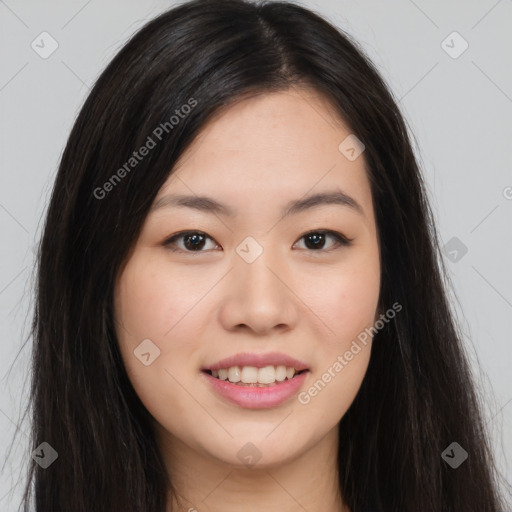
[[218, 248, 299, 335]]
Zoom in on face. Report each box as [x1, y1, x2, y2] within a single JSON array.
[[114, 88, 381, 470]]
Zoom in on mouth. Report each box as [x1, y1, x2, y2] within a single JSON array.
[[202, 366, 309, 387], [200, 352, 310, 408], [201, 366, 310, 409]]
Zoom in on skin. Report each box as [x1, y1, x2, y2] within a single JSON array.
[[114, 87, 381, 512]]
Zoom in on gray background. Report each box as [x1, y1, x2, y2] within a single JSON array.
[[1, 0, 511, 510]]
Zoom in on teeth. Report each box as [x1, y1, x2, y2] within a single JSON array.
[[275, 365, 287, 382], [210, 365, 301, 384], [228, 366, 241, 382], [241, 366, 258, 383], [257, 365, 276, 384]]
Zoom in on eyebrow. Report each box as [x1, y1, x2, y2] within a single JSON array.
[[150, 189, 365, 219]]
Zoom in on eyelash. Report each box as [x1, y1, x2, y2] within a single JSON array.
[[163, 229, 353, 254]]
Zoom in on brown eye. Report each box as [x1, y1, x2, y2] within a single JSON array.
[[164, 231, 220, 253], [294, 230, 352, 251], [163, 229, 352, 254]]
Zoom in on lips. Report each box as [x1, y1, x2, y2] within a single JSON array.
[[201, 352, 309, 372], [201, 370, 309, 409], [200, 352, 310, 409]]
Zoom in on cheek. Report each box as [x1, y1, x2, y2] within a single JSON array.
[[299, 345, 371, 424], [298, 250, 379, 417], [114, 258, 216, 449], [115, 252, 202, 344], [296, 265, 378, 417], [296, 250, 380, 347], [114, 256, 201, 405]]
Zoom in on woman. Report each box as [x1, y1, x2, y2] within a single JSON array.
[[18, 0, 507, 510]]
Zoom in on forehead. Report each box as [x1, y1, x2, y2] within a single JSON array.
[[174, 88, 349, 169], [156, 88, 373, 219]]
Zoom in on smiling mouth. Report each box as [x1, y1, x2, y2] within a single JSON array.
[[203, 366, 308, 387]]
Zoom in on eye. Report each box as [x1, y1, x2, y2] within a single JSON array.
[[293, 230, 353, 251], [163, 229, 352, 254], [163, 230, 220, 253]]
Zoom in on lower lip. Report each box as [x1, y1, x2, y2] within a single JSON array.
[[201, 371, 309, 409]]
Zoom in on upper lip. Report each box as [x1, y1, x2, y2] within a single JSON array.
[[202, 352, 309, 372]]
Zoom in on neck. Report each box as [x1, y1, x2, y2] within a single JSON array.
[[159, 426, 349, 512]]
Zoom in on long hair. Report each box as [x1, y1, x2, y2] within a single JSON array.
[[15, 0, 506, 510]]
